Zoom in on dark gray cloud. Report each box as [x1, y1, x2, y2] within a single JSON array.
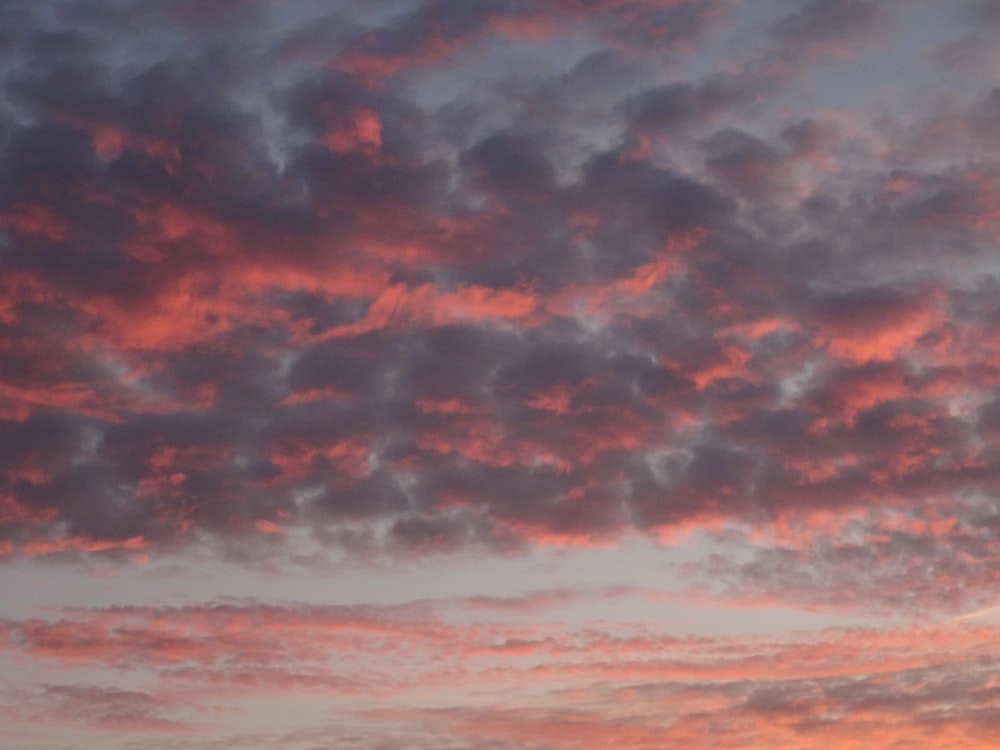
[[963, 0, 1000, 26], [625, 75, 751, 137], [770, 0, 887, 50]]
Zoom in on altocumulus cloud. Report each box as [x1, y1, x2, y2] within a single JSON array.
[[0, 0, 999, 606]]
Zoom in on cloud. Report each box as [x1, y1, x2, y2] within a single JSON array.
[[6, 597, 999, 747], [769, 0, 890, 59], [1, 679, 203, 739], [0, 0, 996, 636]]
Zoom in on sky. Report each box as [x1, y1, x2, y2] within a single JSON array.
[[2, 0, 1000, 747]]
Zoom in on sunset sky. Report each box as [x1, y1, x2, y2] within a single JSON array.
[[2, 1, 1000, 748]]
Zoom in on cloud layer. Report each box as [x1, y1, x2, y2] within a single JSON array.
[[2, 0, 1000, 611], [4, 591, 1000, 748], [3, 3, 1000, 746]]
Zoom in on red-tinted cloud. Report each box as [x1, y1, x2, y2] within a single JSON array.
[[4, 598, 999, 746]]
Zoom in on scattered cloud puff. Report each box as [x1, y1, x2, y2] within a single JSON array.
[[0, 0, 999, 621]]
